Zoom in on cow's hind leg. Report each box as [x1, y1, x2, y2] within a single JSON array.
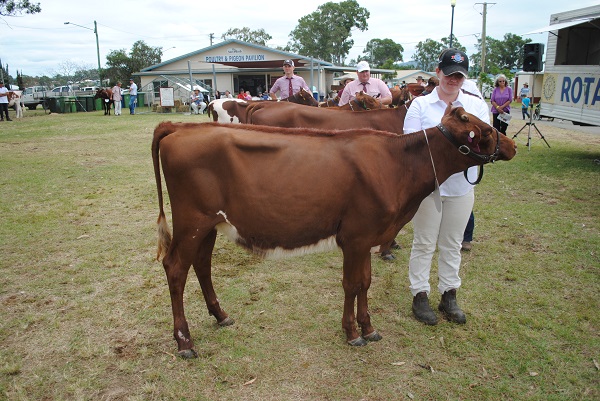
[[163, 236, 198, 358], [192, 229, 233, 327]]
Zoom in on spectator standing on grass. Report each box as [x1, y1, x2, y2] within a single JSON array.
[[0, 82, 11, 121], [128, 78, 138, 115], [111, 82, 123, 116], [402, 48, 490, 326], [269, 60, 309, 100], [490, 74, 512, 134]]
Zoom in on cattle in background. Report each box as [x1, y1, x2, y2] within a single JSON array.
[[94, 88, 113, 115], [207, 87, 318, 123], [152, 106, 517, 358], [247, 100, 410, 134], [318, 91, 384, 110], [390, 87, 411, 107]]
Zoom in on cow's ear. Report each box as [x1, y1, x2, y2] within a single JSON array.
[[443, 102, 453, 116]]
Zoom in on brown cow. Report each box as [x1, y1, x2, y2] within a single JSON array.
[[152, 106, 517, 358], [390, 87, 411, 107], [319, 91, 385, 110], [207, 87, 318, 123], [94, 88, 113, 115], [247, 101, 410, 133]]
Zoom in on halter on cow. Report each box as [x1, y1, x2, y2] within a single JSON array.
[[151, 105, 517, 358], [94, 88, 113, 115]]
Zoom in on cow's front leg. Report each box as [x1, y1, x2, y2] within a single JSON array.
[[341, 248, 372, 346], [356, 258, 382, 342]]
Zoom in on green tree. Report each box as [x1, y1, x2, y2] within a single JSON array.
[[221, 27, 272, 46], [413, 37, 469, 73], [362, 38, 403, 67], [16, 70, 24, 89], [0, 0, 41, 16], [105, 41, 162, 86], [441, 36, 466, 53], [287, 0, 369, 64], [490, 33, 531, 71], [413, 39, 444, 72]]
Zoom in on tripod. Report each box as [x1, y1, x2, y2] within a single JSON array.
[[512, 72, 550, 150]]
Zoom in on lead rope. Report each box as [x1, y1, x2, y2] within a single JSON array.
[[423, 130, 440, 188]]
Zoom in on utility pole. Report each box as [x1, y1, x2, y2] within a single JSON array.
[[209, 33, 217, 92], [476, 2, 494, 93]]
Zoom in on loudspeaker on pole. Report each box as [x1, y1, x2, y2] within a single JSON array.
[[523, 43, 544, 72]]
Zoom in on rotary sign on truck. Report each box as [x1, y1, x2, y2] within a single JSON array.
[[541, 72, 600, 125], [529, 5, 600, 126]]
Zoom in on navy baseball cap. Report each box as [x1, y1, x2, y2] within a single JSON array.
[[438, 49, 469, 77]]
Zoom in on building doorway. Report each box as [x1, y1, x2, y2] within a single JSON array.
[[234, 74, 270, 97]]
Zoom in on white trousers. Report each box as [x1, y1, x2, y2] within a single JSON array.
[[114, 100, 122, 115], [191, 102, 206, 114], [408, 189, 474, 296]]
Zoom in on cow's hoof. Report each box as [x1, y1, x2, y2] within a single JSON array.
[[380, 253, 396, 261], [347, 336, 368, 346], [178, 349, 198, 359], [363, 330, 382, 342], [218, 317, 235, 327]]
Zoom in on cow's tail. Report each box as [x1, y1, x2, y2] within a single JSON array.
[[152, 121, 175, 260]]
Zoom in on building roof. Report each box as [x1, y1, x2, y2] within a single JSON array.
[[139, 39, 395, 76], [142, 39, 334, 72]]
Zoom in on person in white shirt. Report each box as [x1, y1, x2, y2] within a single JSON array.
[[403, 49, 490, 326], [128, 78, 138, 115], [0, 82, 11, 121]]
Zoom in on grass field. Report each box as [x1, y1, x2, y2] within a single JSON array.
[[0, 109, 599, 400]]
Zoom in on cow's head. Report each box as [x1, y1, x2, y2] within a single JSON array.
[[441, 105, 517, 163]]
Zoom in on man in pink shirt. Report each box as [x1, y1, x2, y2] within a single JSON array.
[[339, 61, 392, 107], [269, 60, 309, 100]]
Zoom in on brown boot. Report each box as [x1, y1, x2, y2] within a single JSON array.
[[412, 292, 438, 325], [438, 289, 466, 324]]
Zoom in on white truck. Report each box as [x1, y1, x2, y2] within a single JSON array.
[[22, 86, 49, 110], [532, 5, 600, 126]]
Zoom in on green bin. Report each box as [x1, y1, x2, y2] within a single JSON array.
[[57, 97, 66, 113], [86, 96, 95, 112], [76, 97, 87, 112], [46, 97, 60, 113]]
